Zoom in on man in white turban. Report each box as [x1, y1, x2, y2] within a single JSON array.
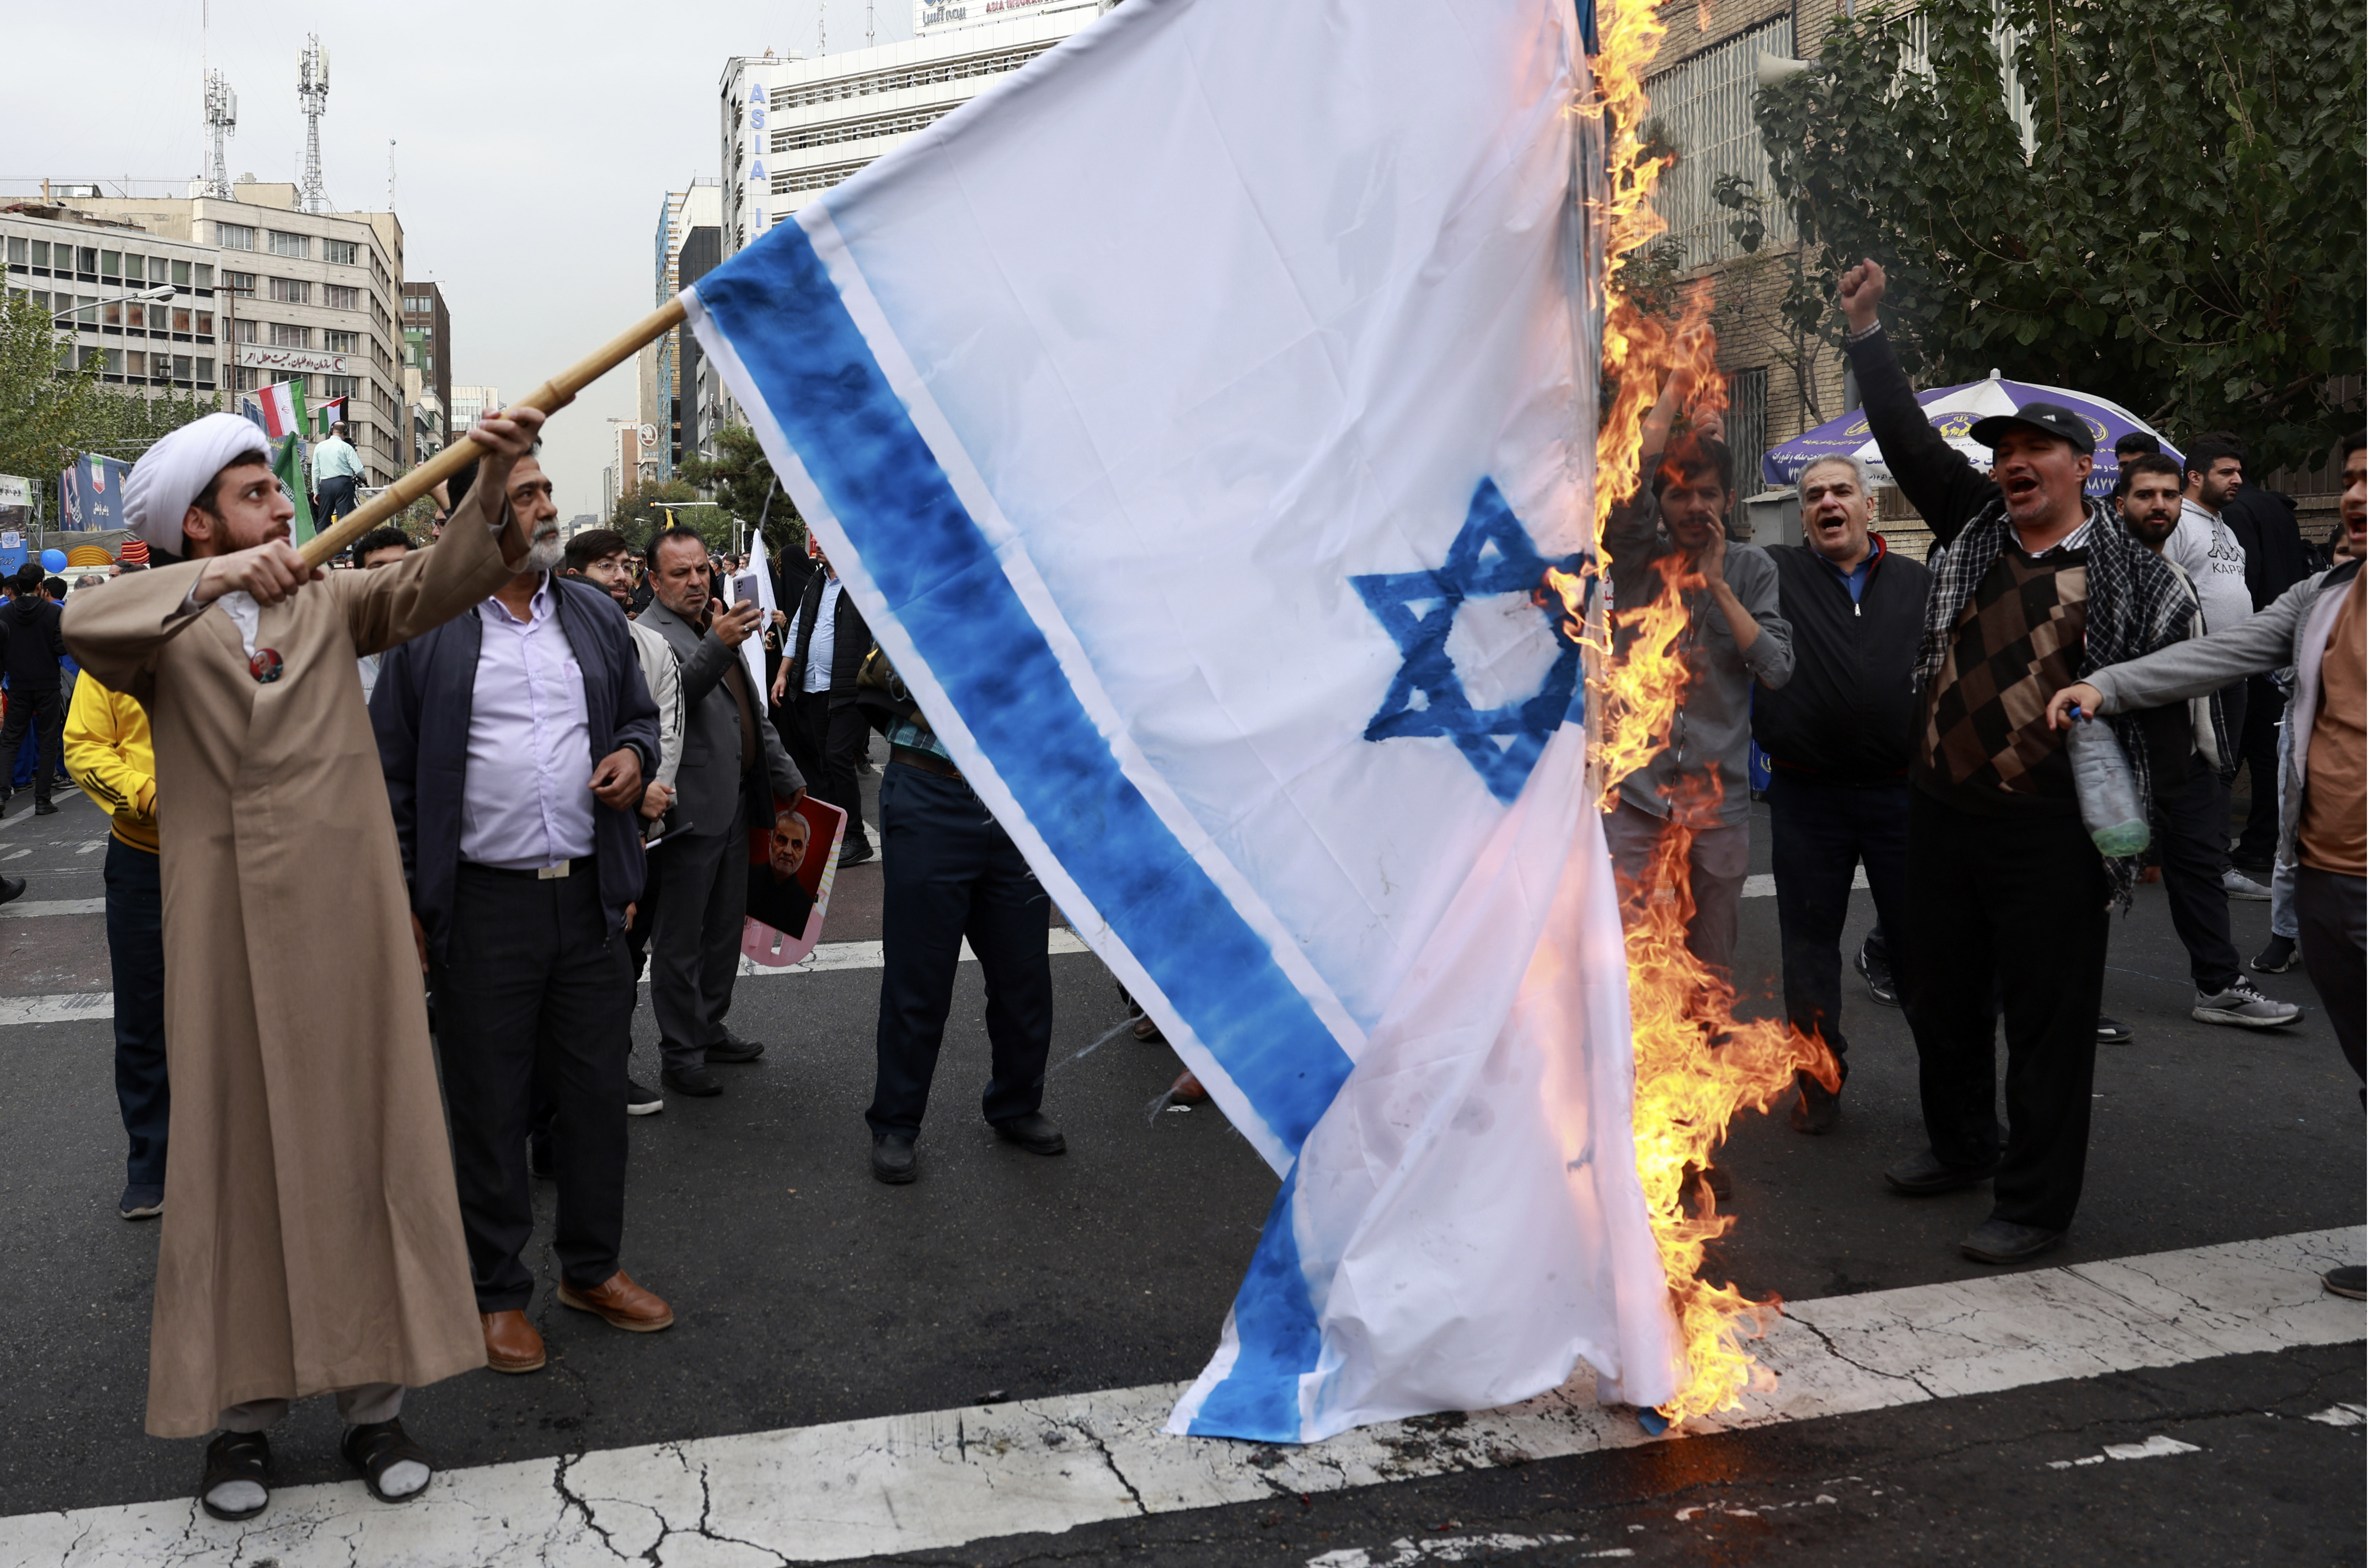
[[64, 406, 550, 1519]]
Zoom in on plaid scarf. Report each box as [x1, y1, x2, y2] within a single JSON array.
[[1916, 494, 2196, 907]]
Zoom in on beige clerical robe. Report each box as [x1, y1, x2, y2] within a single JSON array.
[[63, 501, 520, 1437]]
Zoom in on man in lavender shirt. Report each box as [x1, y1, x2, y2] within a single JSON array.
[[372, 447, 672, 1378]]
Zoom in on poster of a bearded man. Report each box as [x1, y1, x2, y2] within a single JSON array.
[[61, 406, 548, 1519]]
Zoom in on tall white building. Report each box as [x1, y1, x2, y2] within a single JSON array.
[[449, 384, 501, 432], [699, 3, 1110, 452], [73, 182, 408, 485], [3, 205, 228, 408]]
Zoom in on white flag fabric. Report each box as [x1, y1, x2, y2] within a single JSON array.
[[688, 0, 1676, 1442]]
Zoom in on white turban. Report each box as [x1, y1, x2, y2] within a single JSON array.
[[122, 413, 271, 557]]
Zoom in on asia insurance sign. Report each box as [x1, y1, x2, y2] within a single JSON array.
[[235, 345, 355, 375]]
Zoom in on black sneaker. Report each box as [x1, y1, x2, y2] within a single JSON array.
[[626, 1080, 664, 1116], [0, 876, 25, 907], [1884, 1148, 1999, 1196], [662, 1065, 722, 1097], [706, 1033, 765, 1064], [1790, 1070, 1840, 1135], [119, 1184, 164, 1219], [839, 839, 876, 868], [2322, 1264, 2367, 1300], [1960, 1217, 2066, 1265], [1853, 944, 1899, 1007], [2096, 1014, 2133, 1044], [871, 1132, 918, 1184], [2250, 936, 2300, 973], [33, 799, 58, 815], [991, 1113, 1067, 1155]]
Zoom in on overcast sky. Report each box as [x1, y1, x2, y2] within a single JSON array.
[[8, 0, 916, 517]]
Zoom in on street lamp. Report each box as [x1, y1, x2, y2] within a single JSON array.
[[49, 283, 177, 324]]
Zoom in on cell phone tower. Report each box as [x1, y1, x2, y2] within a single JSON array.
[[298, 36, 332, 213], [203, 70, 238, 199]]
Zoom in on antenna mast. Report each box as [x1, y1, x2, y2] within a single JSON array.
[[203, 70, 238, 199], [866, 1, 876, 44], [818, 0, 827, 55], [298, 35, 331, 213]]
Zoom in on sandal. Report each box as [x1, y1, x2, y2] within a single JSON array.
[[200, 1430, 272, 1521], [340, 1417, 435, 1504]]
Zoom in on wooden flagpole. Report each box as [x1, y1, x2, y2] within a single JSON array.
[[298, 297, 689, 569]]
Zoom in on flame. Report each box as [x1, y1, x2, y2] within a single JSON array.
[[1547, 0, 1840, 1424]]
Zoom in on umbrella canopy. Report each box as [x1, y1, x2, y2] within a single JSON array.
[[1763, 371, 2178, 500]]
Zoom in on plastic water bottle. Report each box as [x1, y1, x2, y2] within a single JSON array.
[[2066, 710, 2151, 857]]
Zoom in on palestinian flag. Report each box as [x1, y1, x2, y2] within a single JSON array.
[[312, 397, 346, 437]]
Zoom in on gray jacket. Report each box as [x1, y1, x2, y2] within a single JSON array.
[[2090, 558, 2363, 871], [636, 595, 804, 836], [1606, 481, 1794, 825]]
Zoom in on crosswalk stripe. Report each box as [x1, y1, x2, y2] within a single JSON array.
[[1, 1226, 2357, 1566]]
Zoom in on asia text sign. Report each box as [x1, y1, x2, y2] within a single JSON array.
[[235, 345, 354, 375]]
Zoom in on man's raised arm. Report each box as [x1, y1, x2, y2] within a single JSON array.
[[1838, 260, 1998, 546]]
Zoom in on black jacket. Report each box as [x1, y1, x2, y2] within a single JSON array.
[[790, 571, 872, 706], [371, 575, 662, 967], [1843, 328, 1998, 547], [1753, 541, 1929, 785], [0, 594, 69, 692], [2222, 483, 2312, 611]]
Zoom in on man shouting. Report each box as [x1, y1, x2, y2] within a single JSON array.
[[63, 407, 545, 1520]]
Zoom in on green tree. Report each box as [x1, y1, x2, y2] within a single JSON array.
[[1751, 0, 2364, 467], [678, 423, 806, 560], [610, 477, 715, 551], [0, 289, 103, 499]]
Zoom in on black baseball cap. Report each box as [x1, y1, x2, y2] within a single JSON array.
[[1969, 402, 2095, 456]]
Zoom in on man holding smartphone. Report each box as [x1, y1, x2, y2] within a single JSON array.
[[633, 527, 806, 1098]]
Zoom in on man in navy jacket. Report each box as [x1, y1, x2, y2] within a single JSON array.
[[1755, 455, 1928, 1135], [372, 450, 671, 1378]]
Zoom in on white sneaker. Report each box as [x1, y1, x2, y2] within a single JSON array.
[[2193, 982, 2303, 1028], [2221, 869, 2274, 900]]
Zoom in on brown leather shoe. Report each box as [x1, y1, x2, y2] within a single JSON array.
[[481, 1310, 546, 1373], [556, 1270, 675, 1333]]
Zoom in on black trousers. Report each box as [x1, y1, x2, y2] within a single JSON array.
[[790, 691, 872, 850], [1766, 772, 1912, 1075], [430, 864, 630, 1311], [1904, 790, 2108, 1232], [642, 826, 746, 1072], [316, 475, 360, 525], [104, 838, 168, 1187], [866, 762, 1052, 1137], [2234, 676, 2286, 871], [2153, 756, 2243, 994], [2297, 865, 2366, 1083], [0, 686, 64, 804]]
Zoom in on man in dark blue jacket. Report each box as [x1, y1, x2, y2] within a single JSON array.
[[372, 449, 673, 1378], [1755, 454, 1928, 1135], [0, 562, 72, 815]]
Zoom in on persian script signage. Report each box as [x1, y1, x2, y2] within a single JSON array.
[[235, 345, 355, 375]]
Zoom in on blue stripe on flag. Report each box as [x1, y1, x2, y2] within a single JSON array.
[[1186, 1168, 1318, 1439], [695, 223, 1355, 1160]]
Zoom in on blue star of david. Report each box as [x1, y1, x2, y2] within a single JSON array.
[[1350, 477, 1587, 805]]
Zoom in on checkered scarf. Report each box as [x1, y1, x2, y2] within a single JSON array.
[[1917, 494, 2197, 906]]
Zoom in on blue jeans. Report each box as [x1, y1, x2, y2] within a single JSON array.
[[104, 837, 169, 1186], [1765, 771, 1911, 1075]]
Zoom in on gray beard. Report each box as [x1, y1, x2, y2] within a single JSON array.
[[524, 532, 565, 573]]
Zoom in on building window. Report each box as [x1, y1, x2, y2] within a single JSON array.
[[224, 270, 256, 297], [1722, 366, 1770, 536], [4, 238, 23, 265], [267, 230, 310, 259], [234, 366, 261, 392], [324, 375, 358, 400], [771, 100, 963, 154], [172, 260, 192, 287], [195, 310, 214, 338], [1644, 15, 1793, 271], [324, 329, 360, 353], [323, 238, 359, 266], [235, 318, 259, 343], [174, 355, 194, 383], [772, 159, 874, 197], [122, 255, 144, 283], [77, 247, 97, 274], [326, 284, 359, 311], [171, 307, 192, 334], [269, 323, 310, 349], [196, 357, 215, 386], [218, 223, 256, 250], [126, 350, 147, 379], [194, 264, 213, 288], [768, 41, 1054, 112], [268, 277, 312, 305], [100, 251, 121, 279]]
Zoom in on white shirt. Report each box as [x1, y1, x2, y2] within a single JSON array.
[[216, 590, 262, 657], [460, 578, 596, 870], [803, 575, 841, 694], [2171, 498, 2254, 635]]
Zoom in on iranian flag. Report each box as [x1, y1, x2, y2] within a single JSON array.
[[255, 380, 305, 439]]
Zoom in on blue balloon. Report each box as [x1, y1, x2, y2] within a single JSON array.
[[39, 549, 67, 573]]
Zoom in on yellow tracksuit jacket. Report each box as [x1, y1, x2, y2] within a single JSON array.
[[64, 674, 158, 853]]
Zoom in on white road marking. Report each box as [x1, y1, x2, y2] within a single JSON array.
[[0, 1226, 2358, 1568], [2306, 1403, 2365, 1427], [1305, 1537, 1618, 1566], [2, 848, 29, 861], [76, 839, 106, 854], [2048, 1433, 2203, 1468], [0, 929, 1098, 1026], [0, 898, 106, 918], [1740, 867, 1867, 900]]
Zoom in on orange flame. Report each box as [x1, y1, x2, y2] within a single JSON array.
[[1548, 0, 1840, 1424]]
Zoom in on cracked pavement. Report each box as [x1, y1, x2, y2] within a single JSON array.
[[0, 791, 2361, 1564]]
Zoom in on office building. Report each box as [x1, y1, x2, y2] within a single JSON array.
[[2, 203, 227, 401], [401, 280, 452, 460]]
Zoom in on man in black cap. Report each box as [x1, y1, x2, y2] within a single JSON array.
[[1838, 259, 2196, 1265]]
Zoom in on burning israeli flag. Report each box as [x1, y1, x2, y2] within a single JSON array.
[[687, 0, 1677, 1441]]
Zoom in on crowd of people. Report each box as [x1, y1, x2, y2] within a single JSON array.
[[18, 258, 2362, 1523]]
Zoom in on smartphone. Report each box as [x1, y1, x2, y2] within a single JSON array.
[[732, 573, 760, 607]]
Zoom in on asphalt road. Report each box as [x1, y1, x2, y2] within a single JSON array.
[[0, 755, 2362, 1562]]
